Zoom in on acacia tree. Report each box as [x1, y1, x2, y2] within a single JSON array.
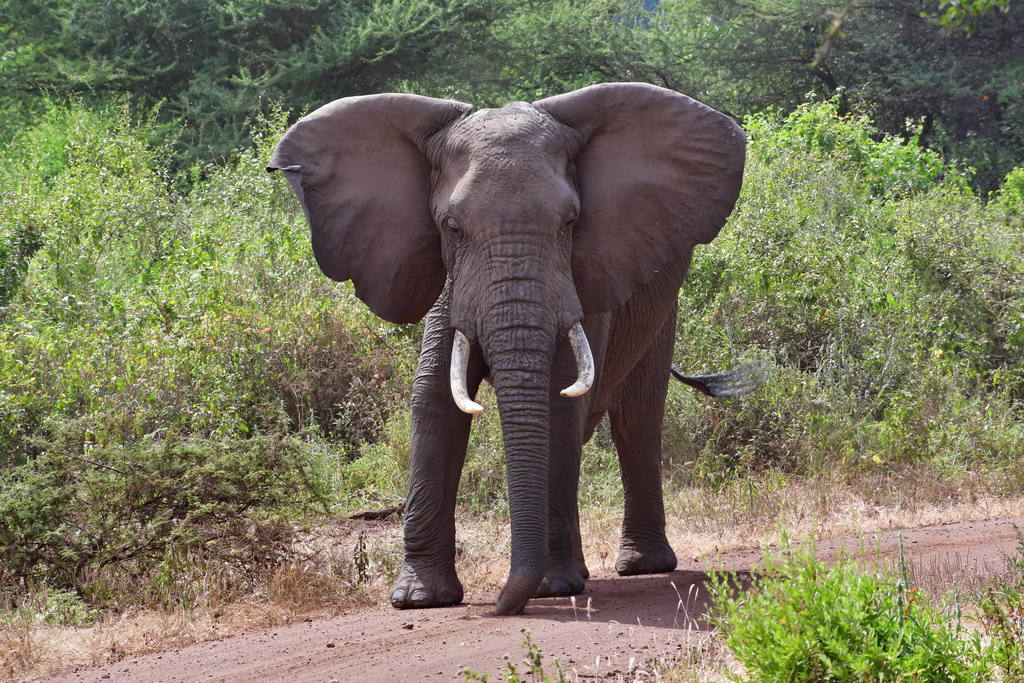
[[0, 0, 507, 166], [633, 0, 1023, 192], [2, 0, 1019, 186]]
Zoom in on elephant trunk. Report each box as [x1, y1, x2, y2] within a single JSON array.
[[475, 295, 558, 615], [489, 344, 553, 615]]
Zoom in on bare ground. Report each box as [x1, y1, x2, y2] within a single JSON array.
[[36, 515, 1024, 683]]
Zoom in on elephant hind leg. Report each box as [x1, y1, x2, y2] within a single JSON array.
[[608, 321, 677, 576]]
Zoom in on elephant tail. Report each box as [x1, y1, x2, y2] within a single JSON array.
[[671, 364, 764, 398]]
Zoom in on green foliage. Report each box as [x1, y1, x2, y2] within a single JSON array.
[[337, 409, 412, 502], [0, 102, 413, 463], [659, 0, 1024, 193], [0, 101, 417, 608], [746, 99, 970, 198], [708, 533, 991, 681], [0, 0, 509, 168], [0, 587, 101, 628], [4, 1, 1022, 190], [996, 167, 1024, 216], [931, 0, 1013, 32], [671, 99, 1024, 478], [0, 436, 329, 608], [976, 527, 1024, 680]]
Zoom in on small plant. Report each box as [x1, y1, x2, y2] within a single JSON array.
[[995, 166, 1024, 220], [977, 525, 1024, 681], [0, 588, 100, 628], [707, 532, 990, 681], [463, 628, 567, 682]]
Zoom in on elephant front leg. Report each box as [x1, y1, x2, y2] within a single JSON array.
[[534, 337, 592, 598], [391, 300, 479, 609], [535, 412, 586, 597]]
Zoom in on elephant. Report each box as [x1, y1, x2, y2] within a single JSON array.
[[268, 82, 745, 615]]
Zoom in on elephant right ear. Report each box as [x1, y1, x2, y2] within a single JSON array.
[[268, 94, 472, 324]]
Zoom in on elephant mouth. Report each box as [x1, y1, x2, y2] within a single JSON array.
[[449, 323, 595, 414]]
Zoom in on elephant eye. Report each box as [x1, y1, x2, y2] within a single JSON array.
[[565, 207, 578, 227], [445, 216, 462, 235]]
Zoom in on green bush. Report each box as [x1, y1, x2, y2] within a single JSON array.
[[0, 101, 417, 609], [995, 167, 1024, 217], [745, 99, 970, 199], [708, 534, 991, 681], [671, 100, 1024, 477], [0, 436, 329, 607], [0, 102, 416, 464]]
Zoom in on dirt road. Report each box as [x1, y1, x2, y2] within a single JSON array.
[[43, 517, 1024, 682]]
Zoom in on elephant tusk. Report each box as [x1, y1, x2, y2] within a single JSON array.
[[560, 322, 595, 398], [451, 330, 483, 414]]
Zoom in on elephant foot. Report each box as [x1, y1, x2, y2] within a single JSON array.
[[576, 558, 590, 580], [534, 565, 586, 598], [495, 569, 545, 615], [390, 562, 464, 609], [615, 536, 677, 576]]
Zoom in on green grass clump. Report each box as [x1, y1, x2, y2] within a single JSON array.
[[708, 534, 991, 681], [976, 528, 1024, 681]]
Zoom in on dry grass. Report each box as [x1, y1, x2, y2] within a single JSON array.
[[3, 470, 1022, 682], [0, 521, 399, 682], [662, 471, 1024, 567]]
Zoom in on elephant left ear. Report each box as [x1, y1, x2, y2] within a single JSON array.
[[535, 83, 745, 314]]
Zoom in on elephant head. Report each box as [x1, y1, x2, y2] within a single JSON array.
[[269, 83, 744, 614]]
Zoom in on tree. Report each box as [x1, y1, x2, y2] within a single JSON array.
[[0, 0, 507, 167]]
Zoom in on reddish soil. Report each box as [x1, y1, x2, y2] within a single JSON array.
[[43, 517, 1024, 682]]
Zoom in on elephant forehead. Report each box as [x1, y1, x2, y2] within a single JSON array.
[[447, 104, 572, 159]]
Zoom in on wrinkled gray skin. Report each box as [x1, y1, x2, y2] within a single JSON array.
[[268, 83, 745, 615]]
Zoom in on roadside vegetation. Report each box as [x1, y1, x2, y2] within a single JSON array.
[[706, 531, 1024, 682], [1, 0, 1023, 680]]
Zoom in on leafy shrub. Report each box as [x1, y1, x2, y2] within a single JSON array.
[[0, 102, 415, 466], [745, 99, 970, 199], [0, 101, 417, 610], [0, 220, 41, 309], [708, 534, 990, 681], [977, 527, 1024, 681], [0, 587, 101, 628], [995, 167, 1024, 217], [671, 100, 1024, 477], [0, 436, 329, 608]]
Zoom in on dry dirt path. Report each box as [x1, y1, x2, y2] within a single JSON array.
[[42, 516, 1024, 683]]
